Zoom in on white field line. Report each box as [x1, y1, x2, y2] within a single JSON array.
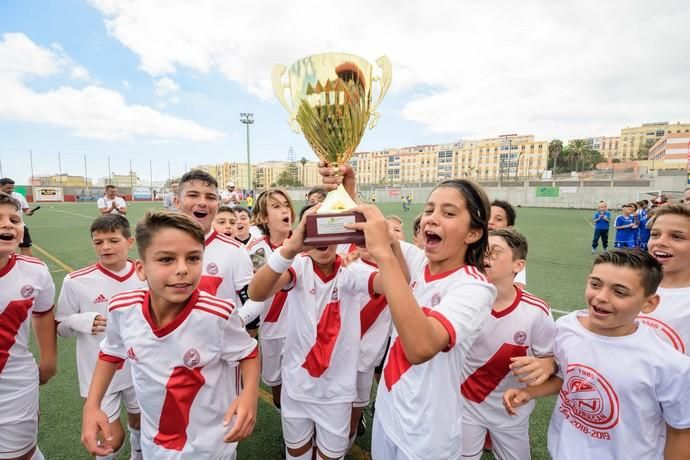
[[43, 207, 95, 219]]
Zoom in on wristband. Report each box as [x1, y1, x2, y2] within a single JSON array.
[[267, 248, 294, 273]]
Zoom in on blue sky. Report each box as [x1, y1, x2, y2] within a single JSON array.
[[1, 0, 689, 183]]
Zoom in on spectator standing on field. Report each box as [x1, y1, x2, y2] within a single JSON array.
[[614, 203, 637, 248], [97, 185, 127, 215], [591, 200, 611, 254], [221, 182, 240, 206], [0, 177, 35, 256], [163, 182, 178, 211]]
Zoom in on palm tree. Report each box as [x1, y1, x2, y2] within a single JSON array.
[[548, 139, 563, 174], [567, 139, 588, 172], [300, 157, 307, 186]]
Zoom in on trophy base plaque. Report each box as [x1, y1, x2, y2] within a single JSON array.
[[304, 212, 365, 246]]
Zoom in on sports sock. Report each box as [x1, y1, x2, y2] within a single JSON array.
[[129, 427, 142, 460], [31, 446, 45, 460], [96, 442, 124, 460]]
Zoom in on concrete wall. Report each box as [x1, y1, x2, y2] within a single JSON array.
[[286, 172, 688, 209]]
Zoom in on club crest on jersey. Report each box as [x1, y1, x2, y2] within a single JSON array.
[[20, 285, 34, 298], [514, 331, 527, 345], [206, 263, 219, 275], [559, 364, 619, 431], [183, 348, 201, 368], [431, 293, 441, 307], [250, 248, 266, 270]]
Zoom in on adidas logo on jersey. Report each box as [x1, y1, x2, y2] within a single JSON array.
[[93, 294, 108, 304], [127, 347, 138, 362]]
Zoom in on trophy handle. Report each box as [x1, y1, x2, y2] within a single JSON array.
[[271, 64, 301, 133], [369, 55, 393, 129]]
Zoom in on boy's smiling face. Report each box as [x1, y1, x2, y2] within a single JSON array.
[[234, 211, 250, 239], [583, 263, 659, 337], [136, 228, 204, 310], [175, 180, 219, 233], [0, 203, 23, 258]]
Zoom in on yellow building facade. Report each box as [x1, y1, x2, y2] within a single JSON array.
[[194, 160, 322, 190], [352, 135, 549, 185], [619, 122, 690, 160]]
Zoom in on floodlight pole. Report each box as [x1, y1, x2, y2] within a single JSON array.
[[240, 113, 254, 192]]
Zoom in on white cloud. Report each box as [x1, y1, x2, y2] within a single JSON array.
[[154, 76, 179, 96], [88, 0, 690, 140], [0, 33, 222, 142], [70, 65, 91, 81], [122, 80, 130, 89]]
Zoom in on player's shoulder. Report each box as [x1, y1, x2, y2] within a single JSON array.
[[108, 289, 147, 312], [519, 289, 551, 316], [193, 291, 236, 321], [15, 254, 48, 269], [459, 265, 490, 284], [67, 263, 100, 280], [247, 236, 269, 251], [215, 232, 243, 249]]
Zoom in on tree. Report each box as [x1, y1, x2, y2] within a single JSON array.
[[548, 139, 563, 173], [567, 139, 588, 172], [276, 169, 303, 187], [636, 138, 657, 160], [300, 156, 307, 185]]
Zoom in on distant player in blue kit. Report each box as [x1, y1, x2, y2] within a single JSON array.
[[614, 203, 637, 248], [636, 200, 650, 249], [591, 201, 611, 254]]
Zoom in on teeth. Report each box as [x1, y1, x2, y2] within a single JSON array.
[[654, 251, 671, 257]]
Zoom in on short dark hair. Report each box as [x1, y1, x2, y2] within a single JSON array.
[[232, 205, 251, 218], [105, 184, 116, 191], [299, 202, 318, 221], [491, 200, 517, 226], [490, 228, 528, 260], [90, 214, 131, 238], [0, 192, 20, 211], [178, 169, 218, 193], [0, 178, 16, 186], [413, 213, 423, 236], [593, 249, 663, 296], [135, 211, 204, 258], [217, 205, 236, 215], [307, 187, 327, 200]]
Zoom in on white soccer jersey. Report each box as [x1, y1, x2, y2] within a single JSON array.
[[281, 254, 369, 404], [461, 287, 555, 429], [97, 196, 126, 214], [0, 254, 55, 425], [199, 229, 253, 307], [246, 236, 289, 339], [99, 289, 258, 459], [638, 286, 690, 356], [56, 261, 146, 396], [548, 311, 690, 460], [374, 260, 496, 460]]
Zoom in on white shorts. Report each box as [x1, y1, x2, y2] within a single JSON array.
[[354, 369, 375, 408], [102, 386, 140, 423], [371, 416, 413, 460], [0, 417, 37, 459], [461, 419, 530, 460], [280, 391, 351, 458], [260, 336, 285, 386]]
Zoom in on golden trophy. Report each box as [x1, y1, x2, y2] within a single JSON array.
[[272, 52, 392, 245]]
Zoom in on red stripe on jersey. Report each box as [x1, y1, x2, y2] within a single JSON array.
[[424, 264, 462, 282], [109, 301, 141, 312], [98, 351, 125, 369], [360, 295, 387, 337], [0, 254, 17, 276], [301, 300, 341, 378], [264, 290, 288, 323], [31, 305, 54, 316], [192, 306, 229, 320], [69, 264, 98, 278], [0, 299, 34, 373], [216, 233, 242, 247], [198, 275, 223, 296], [154, 366, 206, 451], [383, 307, 434, 390], [428, 310, 457, 351], [205, 230, 218, 246], [15, 255, 47, 267], [461, 343, 528, 404], [196, 295, 235, 313], [110, 290, 146, 304], [247, 236, 267, 251], [520, 295, 550, 315]]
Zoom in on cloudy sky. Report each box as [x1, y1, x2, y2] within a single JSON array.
[[1, 0, 689, 183]]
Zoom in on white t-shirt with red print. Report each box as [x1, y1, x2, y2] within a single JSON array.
[[548, 311, 690, 460], [638, 286, 690, 356], [199, 229, 253, 307]]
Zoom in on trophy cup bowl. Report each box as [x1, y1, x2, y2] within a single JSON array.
[[272, 52, 392, 246]]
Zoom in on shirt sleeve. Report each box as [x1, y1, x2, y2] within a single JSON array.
[[97, 198, 107, 209], [220, 313, 259, 364], [55, 276, 98, 336], [400, 240, 427, 275], [17, 194, 29, 210], [232, 247, 254, 292], [430, 277, 496, 353], [99, 308, 126, 361], [341, 263, 375, 299], [117, 198, 126, 208], [529, 310, 556, 357], [32, 264, 55, 314], [657, 349, 690, 429]]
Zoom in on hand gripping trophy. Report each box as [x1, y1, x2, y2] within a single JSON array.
[[272, 52, 392, 245]]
